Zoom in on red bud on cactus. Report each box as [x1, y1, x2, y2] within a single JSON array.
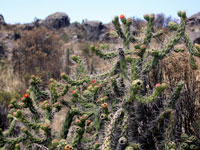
[[72, 90, 75, 94], [75, 119, 81, 125], [13, 112, 16, 116], [60, 72, 65, 77], [155, 84, 161, 87], [120, 14, 125, 19], [24, 93, 29, 99], [91, 80, 96, 84], [86, 119, 91, 125]]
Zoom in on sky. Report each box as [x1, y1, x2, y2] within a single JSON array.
[[1, 0, 200, 24]]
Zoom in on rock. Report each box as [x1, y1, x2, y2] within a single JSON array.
[[0, 14, 6, 25], [82, 21, 108, 41], [42, 12, 70, 29], [187, 12, 200, 26], [130, 25, 137, 36], [24, 19, 42, 30], [24, 23, 35, 30], [0, 44, 5, 57], [189, 32, 200, 43]]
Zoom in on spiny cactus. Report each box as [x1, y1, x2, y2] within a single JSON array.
[[1, 11, 200, 150]]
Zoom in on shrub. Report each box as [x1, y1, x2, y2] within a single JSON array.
[[12, 27, 63, 82]]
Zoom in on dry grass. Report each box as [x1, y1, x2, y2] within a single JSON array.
[[0, 59, 24, 104], [12, 27, 63, 82]]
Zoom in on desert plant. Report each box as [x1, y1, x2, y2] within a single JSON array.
[[1, 11, 200, 150]]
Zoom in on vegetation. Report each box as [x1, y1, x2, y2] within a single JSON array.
[[1, 11, 200, 150], [12, 27, 63, 82]]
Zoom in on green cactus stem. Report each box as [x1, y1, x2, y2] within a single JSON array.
[[29, 76, 48, 104], [102, 108, 124, 150], [3, 119, 17, 137], [169, 82, 183, 109], [60, 108, 82, 139], [90, 45, 118, 59], [61, 73, 89, 86], [143, 14, 154, 46]]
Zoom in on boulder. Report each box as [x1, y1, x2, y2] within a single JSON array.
[[0, 14, 6, 25], [82, 21, 108, 41], [189, 32, 200, 44], [130, 25, 137, 36], [0, 44, 5, 57], [42, 12, 70, 29], [187, 12, 200, 26]]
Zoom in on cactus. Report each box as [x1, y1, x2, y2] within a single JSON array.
[[1, 11, 200, 150]]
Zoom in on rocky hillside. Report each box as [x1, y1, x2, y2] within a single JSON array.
[[2, 11, 200, 150], [1, 11, 200, 139]]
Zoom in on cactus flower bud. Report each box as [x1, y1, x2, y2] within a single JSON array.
[[64, 145, 71, 150], [60, 72, 65, 77], [75, 119, 81, 125], [155, 84, 161, 87], [24, 93, 29, 99], [120, 14, 125, 19], [102, 103, 108, 109], [13, 112, 16, 116], [155, 83, 167, 93], [86, 119, 91, 126], [91, 79, 96, 84]]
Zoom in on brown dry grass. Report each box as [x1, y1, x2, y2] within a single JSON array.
[[0, 59, 24, 104], [146, 51, 200, 134], [12, 27, 63, 83]]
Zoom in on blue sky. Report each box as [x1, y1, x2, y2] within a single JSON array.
[[1, 0, 200, 24]]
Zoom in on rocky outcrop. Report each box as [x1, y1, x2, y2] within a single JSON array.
[[0, 44, 5, 57], [189, 32, 200, 44], [82, 21, 108, 41], [0, 14, 6, 25], [187, 12, 200, 26], [42, 12, 70, 29]]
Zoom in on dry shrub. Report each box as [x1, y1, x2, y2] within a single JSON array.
[[12, 27, 63, 82], [0, 60, 23, 101], [146, 52, 200, 137], [132, 17, 145, 31], [0, 60, 23, 130]]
